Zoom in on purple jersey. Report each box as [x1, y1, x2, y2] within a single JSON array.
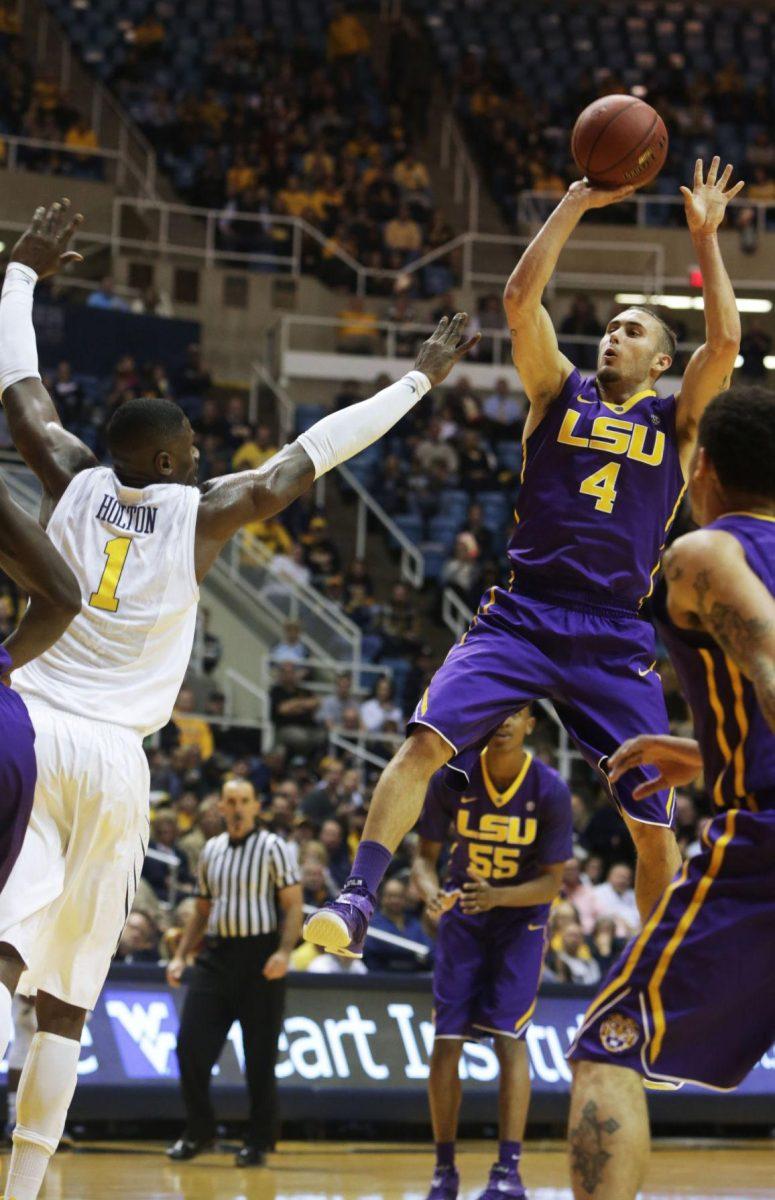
[[508, 369, 685, 608], [656, 513, 775, 810], [0, 646, 37, 892], [417, 749, 573, 921]]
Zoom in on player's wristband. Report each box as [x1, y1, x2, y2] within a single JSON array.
[[298, 370, 431, 479], [0, 263, 41, 400]]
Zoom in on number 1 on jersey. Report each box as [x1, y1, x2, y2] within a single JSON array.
[[89, 536, 132, 612], [579, 462, 621, 514]]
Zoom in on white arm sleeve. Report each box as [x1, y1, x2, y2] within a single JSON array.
[[297, 370, 431, 479], [0, 263, 41, 399]]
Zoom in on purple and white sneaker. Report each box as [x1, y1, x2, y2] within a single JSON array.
[[302, 881, 375, 958], [476, 1163, 527, 1200], [425, 1164, 459, 1200]]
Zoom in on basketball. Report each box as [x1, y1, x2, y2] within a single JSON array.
[[571, 95, 669, 188]]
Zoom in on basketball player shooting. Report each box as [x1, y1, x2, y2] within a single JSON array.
[[305, 157, 744, 960], [0, 198, 478, 1200]]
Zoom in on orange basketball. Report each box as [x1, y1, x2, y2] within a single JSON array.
[[571, 95, 669, 188]]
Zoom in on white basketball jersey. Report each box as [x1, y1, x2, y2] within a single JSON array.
[[14, 466, 200, 736]]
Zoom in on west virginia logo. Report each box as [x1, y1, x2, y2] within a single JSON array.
[[599, 1013, 640, 1054]]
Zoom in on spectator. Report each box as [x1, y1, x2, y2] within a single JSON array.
[[87, 277, 130, 311], [301, 758, 345, 825], [559, 295, 600, 369], [319, 671, 355, 730], [560, 857, 599, 935], [441, 532, 481, 609], [384, 203, 423, 257], [460, 501, 495, 561], [481, 377, 523, 439], [271, 620, 310, 668], [594, 862, 640, 938], [337, 297, 380, 355], [307, 951, 367, 974], [198, 609, 222, 676], [739, 321, 772, 379], [269, 663, 323, 757], [548, 922, 601, 986], [172, 685, 214, 762], [232, 424, 277, 472], [49, 361, 86, 428], [327, 4, 370, 61], [242, 514, 294, 559], [360, 676, 403, 735], [589, 916, 626, 976], [386, 292, 420, 357], [142, 808, 193, 902], [116, 911, 159, 963], [457, 428, 497, 495], [319, 819, 351, 888], [301, 860, 335, 908], [363, 878, 433, 973], [378, 582, 422, 657]]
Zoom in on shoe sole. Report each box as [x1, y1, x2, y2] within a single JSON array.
[[303, 911, 362, 958]]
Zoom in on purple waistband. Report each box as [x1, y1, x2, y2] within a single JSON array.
[[510, 575, 640, 619]]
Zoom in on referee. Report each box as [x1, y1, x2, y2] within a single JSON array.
[[166, 778, 302, 1167]]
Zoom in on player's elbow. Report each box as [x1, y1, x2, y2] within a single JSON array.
[[502, 280, 531, 316], [50, 568, 82, 618]]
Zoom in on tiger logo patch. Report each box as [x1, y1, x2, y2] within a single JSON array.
[[600, 1013, 640, 1054]]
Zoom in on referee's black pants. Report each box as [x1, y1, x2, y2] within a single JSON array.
[[176, 934, 285, 1149]]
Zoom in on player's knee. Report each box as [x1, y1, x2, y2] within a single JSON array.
[[35, 991, 86, 1040], [431, 1037, 463, 1066], [396, 727, 452, 779], [494, 1034, 526, 1066], [629, 820, 676, 861]]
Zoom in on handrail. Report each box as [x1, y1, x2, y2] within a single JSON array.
[[250, 361, 426, 586], [518, 190, 770, 232], [111, 197, 667, 294], [442, 587, 472, 640], [328, 730, 391, 771], [338, 463, 425, 588], [440, 112, 480, 233]]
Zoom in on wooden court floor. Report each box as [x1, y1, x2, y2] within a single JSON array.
[[20, 1139, 775, 1199]]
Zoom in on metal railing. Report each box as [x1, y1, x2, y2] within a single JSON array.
[[218, 531, 363, 668], [518, 190, 775, 233], [442, 587, 473, 640], [110, 196, 667, 295], [250, 361, 427, 587], [440, 112, 480, 233], [22, 0, 158, 198], [276, 313, 703, 373]]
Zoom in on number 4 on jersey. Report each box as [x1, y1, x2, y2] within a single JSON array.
[[89, 536, 132, 612], [579, 462, 621, 514]]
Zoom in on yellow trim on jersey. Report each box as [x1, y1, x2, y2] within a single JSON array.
[[647, 810, 737, 1064], [420, 688, 430, 717], [721, 511, 775, 523], [666, 787, 676, 823], [599, 387, 657, 415], [482, 586, 497, 614], [725, 657, 749, 800], [747, 793, 759, 813], [481, 748, 533, 809], [639, 482, 688, 606], [514, 996, 537, 1034], [698, 648, 732, 807]]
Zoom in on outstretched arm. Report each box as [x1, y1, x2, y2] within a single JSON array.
[[0, 475, 81, 673], [0, 200, 97, 507], [664, 529, 775, 732], [676, 159, 744, 464], [194, 314, 480, 579], [502, 180, 633, 415]]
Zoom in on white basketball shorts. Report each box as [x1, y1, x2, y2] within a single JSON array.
[[0, 697, 150, 1010]]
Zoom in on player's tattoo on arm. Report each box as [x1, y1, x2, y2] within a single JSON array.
[[691, 568, 775, 732], [569, 1101, 620, 1194]]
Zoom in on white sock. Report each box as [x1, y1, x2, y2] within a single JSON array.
[[5, 1032, 80, 1200], [0, 982, 13, 1061]]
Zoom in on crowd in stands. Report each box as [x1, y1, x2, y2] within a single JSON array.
[[0, 16, 103, 179], [428, 0, 775, 227]]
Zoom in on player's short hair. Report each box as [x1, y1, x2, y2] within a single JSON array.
[[699, 385, 775, 499], [106, 396, 188, 456], [629, 305, 678, 359]]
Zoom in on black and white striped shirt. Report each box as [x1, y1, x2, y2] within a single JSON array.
[[198, 829, 300, 937]]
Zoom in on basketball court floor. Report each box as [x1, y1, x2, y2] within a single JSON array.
[[27, 1140, 775, 1198]]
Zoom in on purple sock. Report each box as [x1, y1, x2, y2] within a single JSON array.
[[347, 840, 393, 896], [436, 1141, 455, 1168], [499, 1140, 521, 1168]]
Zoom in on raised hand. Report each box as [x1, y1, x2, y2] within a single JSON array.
[[567, 179, 636, 209], [414, 313, 481, 387], [11, 198, 84, 280], [681, 158, 744, 238]]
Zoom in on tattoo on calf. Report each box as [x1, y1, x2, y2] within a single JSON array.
[[569, 1100, 620, 1194]]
